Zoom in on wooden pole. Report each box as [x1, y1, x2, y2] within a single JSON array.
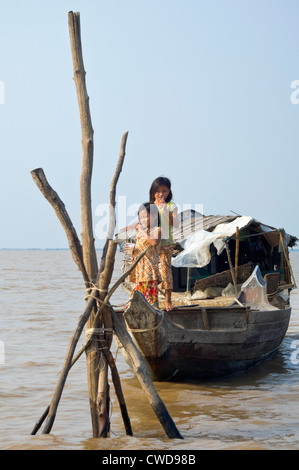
[[98, 332, 133, 436], [96, 240, 116, 436], [100, 131, 128, 273], [279, 231, 297, 288], [68, 10, 101, 436], [41, 291, 98, 434], [31, 406, 50, 435], [225, 241, 237, 296], [30, 168, 89, 286], [235, 226, 239, 285], [110, 309, 183, 439], [97, 357, 110, 437], [31, 249, 146, 436], [68, 11, 98, 282], [96, 131, 128, 435]]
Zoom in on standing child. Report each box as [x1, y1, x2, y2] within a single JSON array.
[[128, 202, 161, 307], [149, 176, 179, 311]]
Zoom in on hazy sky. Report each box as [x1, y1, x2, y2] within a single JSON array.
[[1, 0, 298, 249]]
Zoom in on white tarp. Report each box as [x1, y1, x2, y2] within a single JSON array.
[[172, 216, 253, 268]]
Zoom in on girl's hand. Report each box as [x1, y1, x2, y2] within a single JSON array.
[[136, 223, 146, 233], [150, 226, 161, 240], [154, 195, 166, 206], [148, 227, 161, 247]]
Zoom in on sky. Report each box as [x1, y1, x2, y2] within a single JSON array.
[[0, 0, 298, 249]]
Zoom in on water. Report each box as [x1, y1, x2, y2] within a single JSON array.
[[1, 249, 299, 450]]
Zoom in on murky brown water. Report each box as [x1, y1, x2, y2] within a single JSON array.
[[1, 250, 299, 450]]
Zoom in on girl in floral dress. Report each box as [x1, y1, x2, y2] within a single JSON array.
[[129, 202, 161, 307]]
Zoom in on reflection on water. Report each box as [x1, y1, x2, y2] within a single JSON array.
[[0, 250, 299, 449]]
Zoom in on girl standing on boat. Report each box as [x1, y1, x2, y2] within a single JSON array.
[[128, 202, 161, 307], [149, 177, 179, 311]]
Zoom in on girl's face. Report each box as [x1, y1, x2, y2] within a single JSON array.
[[154, 185, 170, 204], [138, 209, 149, 229], [139, 209, 158, 231]]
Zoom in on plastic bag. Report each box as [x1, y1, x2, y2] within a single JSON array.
[[172, 230, 219, 268]]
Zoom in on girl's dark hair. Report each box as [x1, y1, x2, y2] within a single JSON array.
[[138, 202, 161, 227], [149, 176, 173, 203]]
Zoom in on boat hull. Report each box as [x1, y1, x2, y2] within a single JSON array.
[[122, 291, 291, 381]]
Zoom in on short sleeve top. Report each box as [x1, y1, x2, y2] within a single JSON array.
[[158, 202, 177, 246]]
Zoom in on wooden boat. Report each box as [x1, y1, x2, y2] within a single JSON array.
[[120, 266, 292, 381], [116, 212, 297, 381]]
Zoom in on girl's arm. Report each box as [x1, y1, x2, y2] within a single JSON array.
[[169, 206, 180, 228], [148, 227, 161, 247], [158, 203, 180, 228], [137, 226, 161, 247]]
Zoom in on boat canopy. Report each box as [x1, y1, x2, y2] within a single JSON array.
[[115, 210, 297, 270], [171, 212, 297, 269]]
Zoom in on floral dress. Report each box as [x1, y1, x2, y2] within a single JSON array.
[[129, 232, 161, 306]]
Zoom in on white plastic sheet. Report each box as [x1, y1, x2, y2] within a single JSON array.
[[212, 216, 252, 255], [172, 216, 253, 268], [172, 230, 219, 268]]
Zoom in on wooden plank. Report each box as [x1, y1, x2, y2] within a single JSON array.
[[201, 308, 210, 330]]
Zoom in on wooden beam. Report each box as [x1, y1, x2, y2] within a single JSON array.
[[99, 131, 128, 274], [68, 10, 100, 436], [31, 249, 146, 436], [30, 168, 89, 286], [41, 291, 98, 434], [110, 309, 183, 440], [68, 11, 98, 283]]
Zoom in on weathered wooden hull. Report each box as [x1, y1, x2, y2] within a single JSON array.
[[121, 290, 291, 381]]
